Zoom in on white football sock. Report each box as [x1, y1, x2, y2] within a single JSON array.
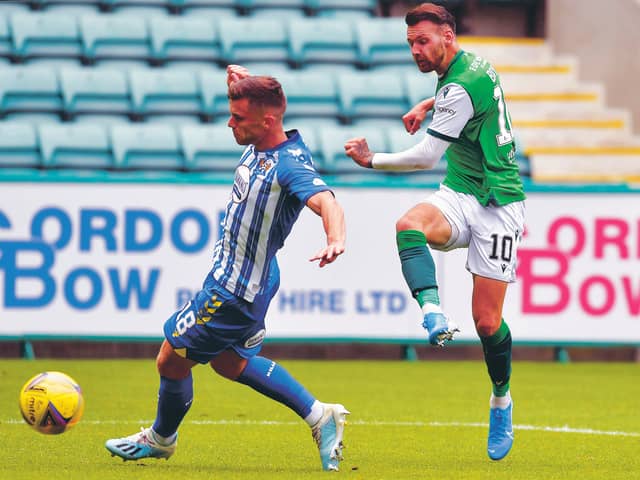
[[304, 400, 324, 426], [490, 391, 512, 409]]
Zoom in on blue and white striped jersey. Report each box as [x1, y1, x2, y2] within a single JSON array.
[[211, 130, 331, 302]]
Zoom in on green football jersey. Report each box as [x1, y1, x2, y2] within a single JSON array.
[[427, 50, 526, 206]]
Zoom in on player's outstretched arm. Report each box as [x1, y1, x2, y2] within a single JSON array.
[[226, 64, 251, 86], [344, 137, 374, 168], [306, 191, 346, 268], [402, 97, 435, 134]]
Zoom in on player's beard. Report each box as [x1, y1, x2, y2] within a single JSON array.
[[414, 44, 446, 73]]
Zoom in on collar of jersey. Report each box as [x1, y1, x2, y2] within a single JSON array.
[[253, 129, 301, 154]]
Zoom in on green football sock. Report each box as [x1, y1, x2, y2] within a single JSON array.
[[396, 230, 439, 306], [480, 319, 512, 397]]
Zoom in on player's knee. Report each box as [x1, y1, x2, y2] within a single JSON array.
[[474, 314, 501, 337], [396, 215, 418, 233], [210, 350, 247, 380], [156, 341, 192, 379]]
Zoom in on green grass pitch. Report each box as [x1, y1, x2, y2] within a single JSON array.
[[1, 359, 638, 480]]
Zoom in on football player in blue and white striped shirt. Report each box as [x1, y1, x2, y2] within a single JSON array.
[[106, 67, 349, 471]]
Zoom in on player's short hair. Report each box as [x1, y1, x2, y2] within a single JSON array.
[[405, 2, 456, 34], [228, 76, 286, 112]]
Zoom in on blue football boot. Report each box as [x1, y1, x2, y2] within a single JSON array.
[[106, 427, 176, 461], [422, 312, 459, 347], [311, 403, 350, 471], [487, 402, 514, 460]]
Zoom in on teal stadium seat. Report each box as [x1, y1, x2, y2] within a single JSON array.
[[111, 124, 184, 170], [0, 122, 41, 168], [129, 69, 201, 119], [10, 13, 82, 62], [288, 18, 358, 69], [306, 0, 377, 18], [317, 125, 387, 174], [0, 67, 62, 117], [38, 123, 113, 169], [176, 0, 239, 17], [198, 69, 230, 121], [276, 71, 340, 122], [356, 18, 411, 68], [0, 15, 12, 63], [217, 18, 289, 65], [241, 0, 307, 18], [34, 0, 102, 15], [99, 0, 172, 15], [337, 71, 409, 122], [80, 15, 150, 65], [149, 16, 221, 66], [59, 68, 131, 118], [0, 2, 31, 14], [405, 71, 438, 106], [180, 124, 241, 171]]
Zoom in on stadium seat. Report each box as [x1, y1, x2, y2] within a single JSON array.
[[10, 13, 83, 62], [59, 67, 131, 118], [0, 67, 62, 116], [0, 2, 31, 14], [276, 70, 340, 121], [288, 18, 358, 69], [148, 16, 221, 66], [217, 17, 289, 65], [198, 69, 230, 120], [129, 69, 201, 119], [178, 0, 239, 17], [80, 15, 151, 65], [356, 18, 411, 68], [0, 122, 41, 168], [337, 71, 409, 122], [36, 1, 102, 15], [405, 71, 439, 106], [306, 0, 377, 18], [317, 125, 387, 173], [0, 15, 12, 62], [241, 0, 306, 17], [99, 0, 172, 15], [180, 124, 241, 171], [38, 123, 113, 169], [111, 124, 184, 170]]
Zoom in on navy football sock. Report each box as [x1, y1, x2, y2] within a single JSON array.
[[152, 374, 193, 438], [237, 356, 316, 419]]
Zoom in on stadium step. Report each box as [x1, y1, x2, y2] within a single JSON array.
[[528, 144, 640, 183]]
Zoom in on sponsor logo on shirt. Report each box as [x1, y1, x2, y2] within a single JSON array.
[[436, 106, 456, 115], [232, 165, 250, 203]]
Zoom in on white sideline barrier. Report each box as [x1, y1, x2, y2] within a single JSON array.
[[0, 183, 639, 345]]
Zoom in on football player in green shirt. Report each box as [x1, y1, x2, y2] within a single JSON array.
[[345, 2, 525, 461]]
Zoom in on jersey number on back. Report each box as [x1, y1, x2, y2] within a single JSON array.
[[493, 85, 513, 147]]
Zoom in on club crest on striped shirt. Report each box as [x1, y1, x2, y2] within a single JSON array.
[[232, 165, 250, 203], [257, 156, 275, 175]]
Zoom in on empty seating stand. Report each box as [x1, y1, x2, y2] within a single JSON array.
[[38, 123, 113, 169], [0, 122, 41, 168], [111, 123, 184, 170]]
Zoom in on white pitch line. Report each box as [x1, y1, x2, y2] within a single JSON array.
[[4, 418, 639, 438]]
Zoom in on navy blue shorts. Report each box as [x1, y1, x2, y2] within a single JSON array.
[[163, 271, 276, 364]]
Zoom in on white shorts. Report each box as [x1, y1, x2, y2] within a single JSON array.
[[425, 185, 525, 283]]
